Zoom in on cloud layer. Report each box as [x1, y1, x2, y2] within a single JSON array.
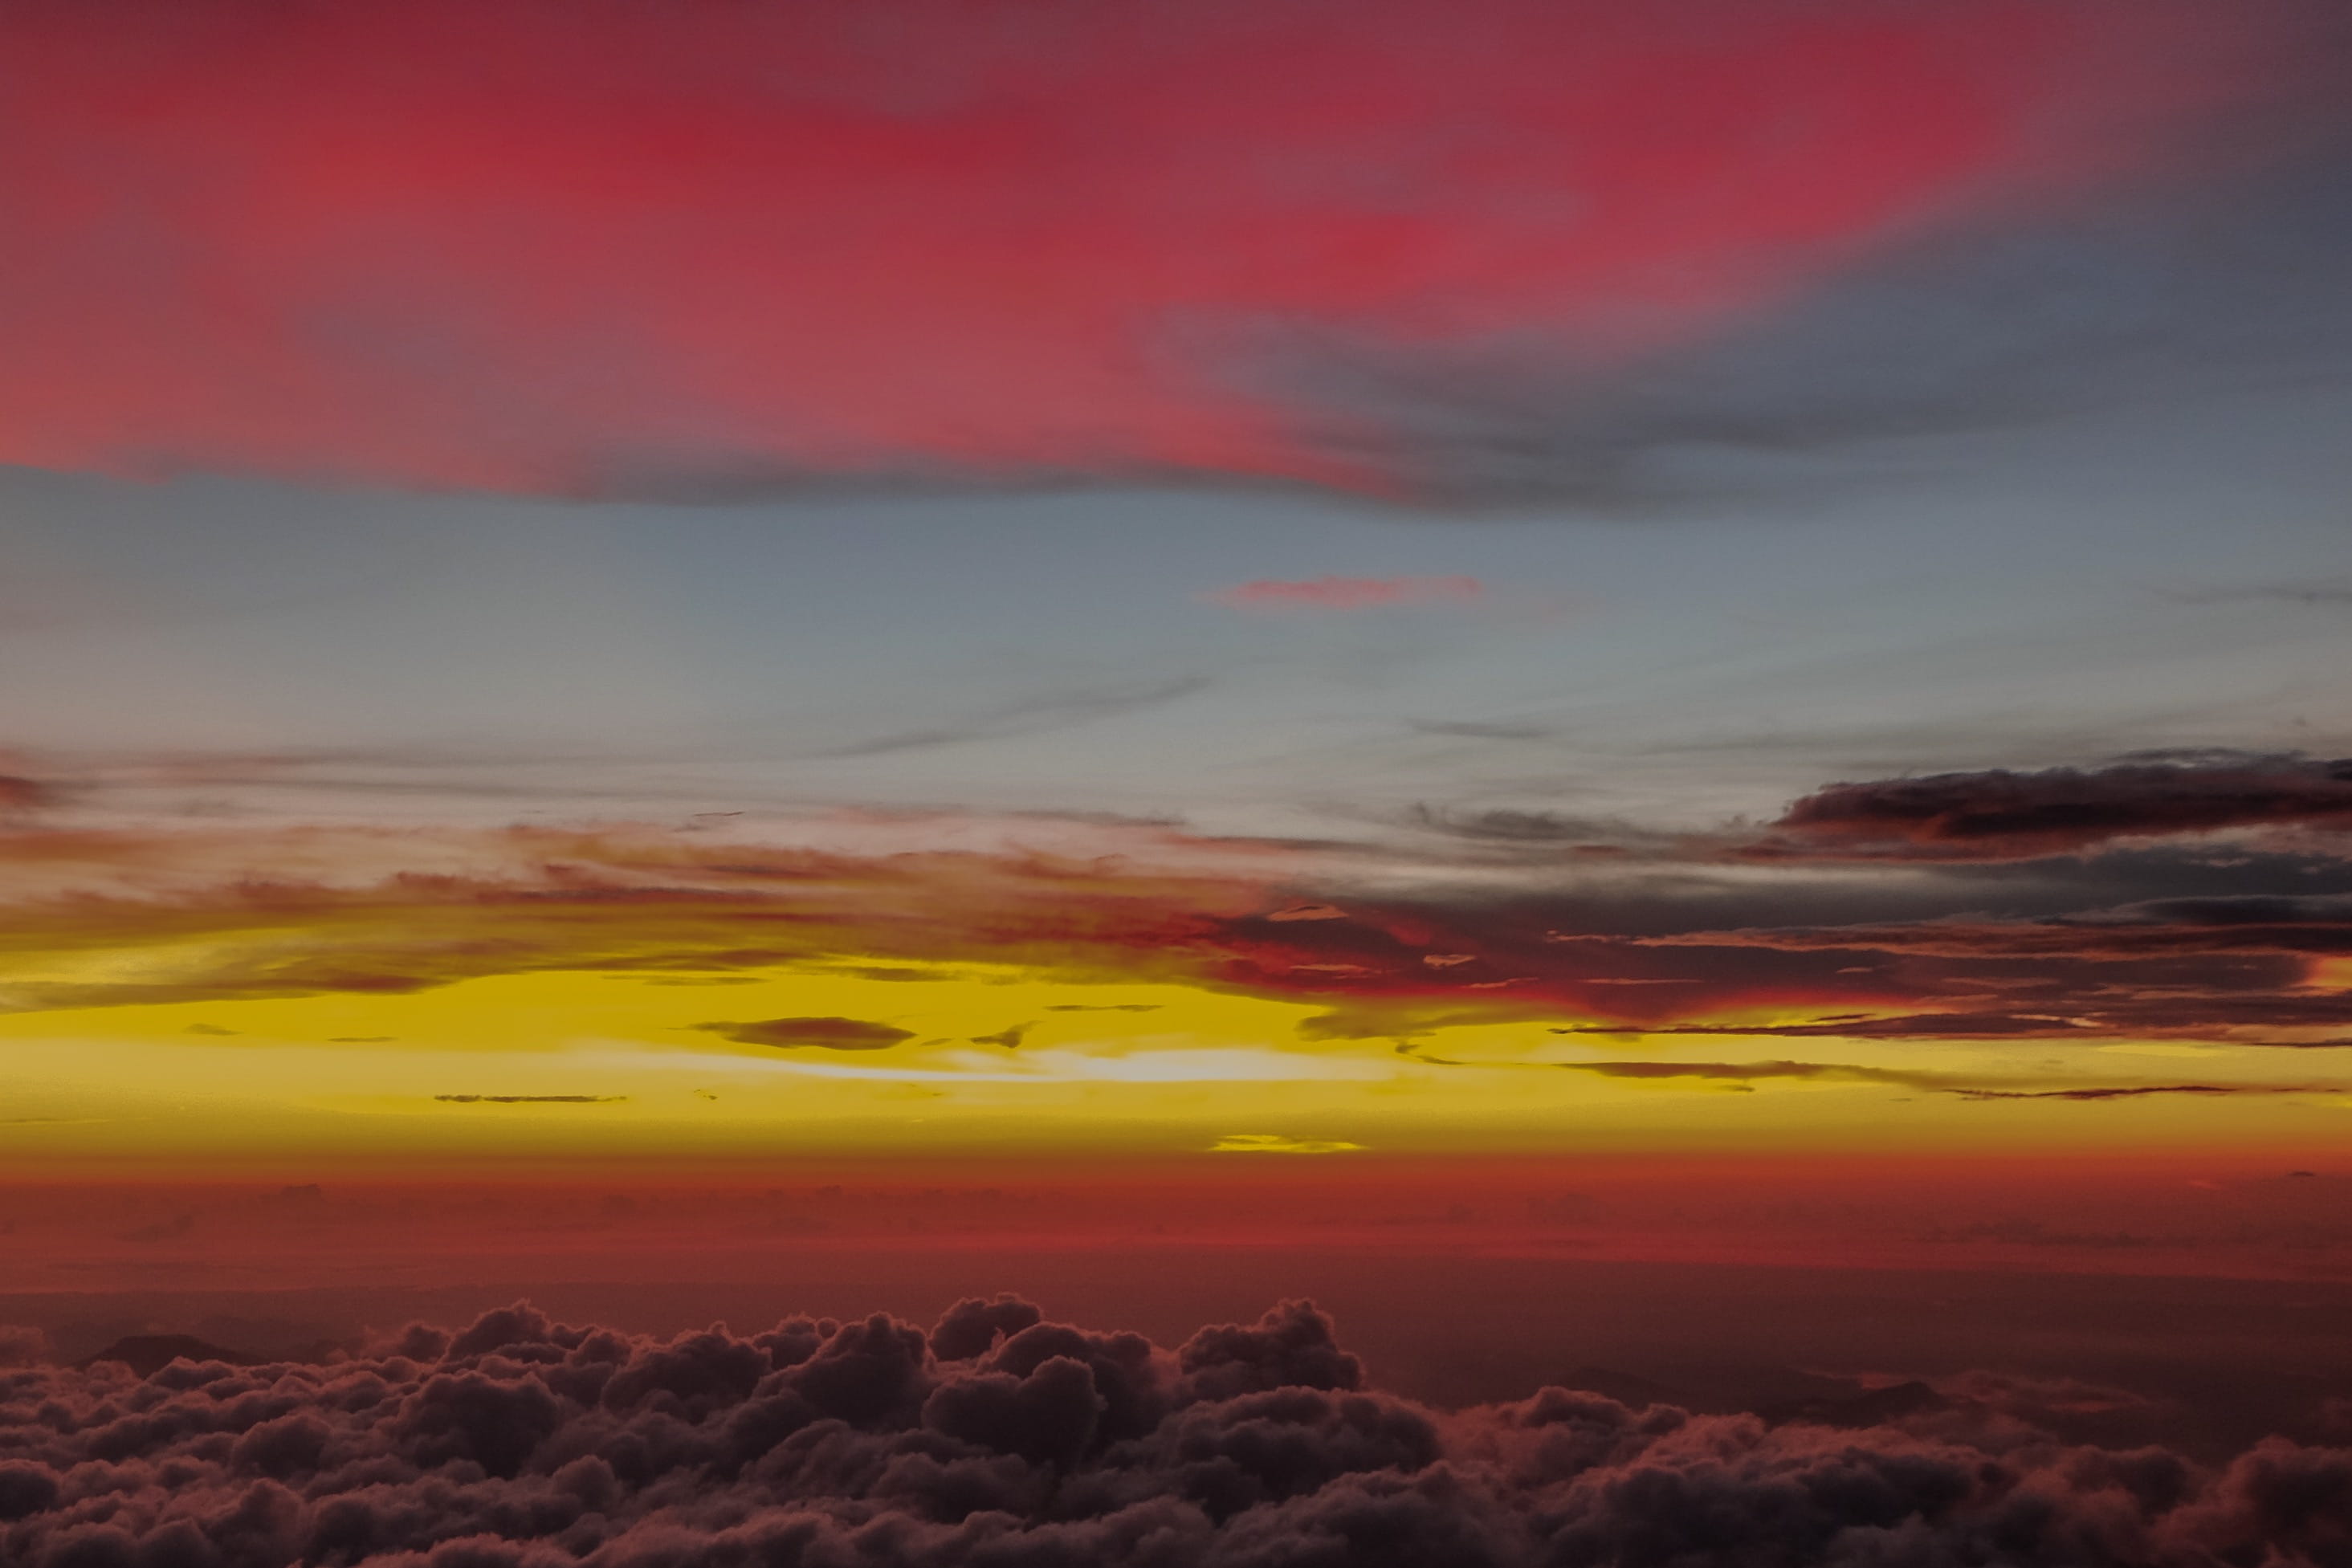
[[7, 745, 2352, 1079], [3, 1298, 2349, 1567], [0, 0, 2315, 499]]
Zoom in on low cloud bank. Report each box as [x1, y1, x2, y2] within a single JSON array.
[[4, 1297, 2350, 1566]]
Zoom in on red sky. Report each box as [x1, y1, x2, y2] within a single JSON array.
[[0, 0, 2279, 495]]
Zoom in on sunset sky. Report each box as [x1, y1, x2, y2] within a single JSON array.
[[4, 1, 2352, 1276], [13, 11, 2352, 1566]]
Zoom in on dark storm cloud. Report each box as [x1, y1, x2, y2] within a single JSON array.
[[1759, 754, 2352, 861], [5, 1297, 2351, 1567], [696, 1017, 917, 1052]]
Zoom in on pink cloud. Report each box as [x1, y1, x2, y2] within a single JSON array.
[[1206, 576, 1486, 612], [0, 1, 2268, 498]]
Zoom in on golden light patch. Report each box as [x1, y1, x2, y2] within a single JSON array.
[[0, 951, 2342, 1165], [1208, 1134, 1366, 1155]]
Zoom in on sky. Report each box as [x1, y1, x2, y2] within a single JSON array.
[[6, 6, 2352, 1561], [6, 0, 2352, 1174]]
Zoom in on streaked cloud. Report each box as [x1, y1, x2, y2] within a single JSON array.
[[1541, 1059, 2341, 1102], [5, 739, 2352, 1163], [696, 1017, 919, 1052], [1754, 754, 2352, 862], [1204, 576, 1484, 612]]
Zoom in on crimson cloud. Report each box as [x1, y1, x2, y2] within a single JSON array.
[[0, 0, 2301, 499]]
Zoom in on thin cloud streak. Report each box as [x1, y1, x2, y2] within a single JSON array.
[[802, 677, 1214, 760], [1414, 1053, 2344, 1102], [1204, 576, 1484, 612]]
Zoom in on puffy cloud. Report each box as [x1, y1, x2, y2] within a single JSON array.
[[2, 1297, 2348, 1567], [927, 1297, 1046, 1365], [1178, 1300, 1364, 1404], [0, 1327, 47, 1370]]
